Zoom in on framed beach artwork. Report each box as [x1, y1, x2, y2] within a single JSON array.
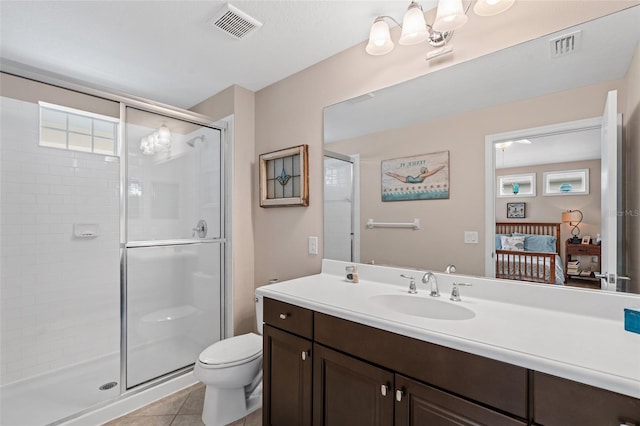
[[381, 151, 449, 201]]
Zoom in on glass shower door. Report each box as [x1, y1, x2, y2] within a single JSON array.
[[124, 107, 224, 388], [324, 155, 354, 261]]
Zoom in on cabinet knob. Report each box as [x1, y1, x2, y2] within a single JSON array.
[[395, 389, 404, 402], [301, 350, 310, 361], [279, 313, 288, 320], [380, 384, 389, 397]]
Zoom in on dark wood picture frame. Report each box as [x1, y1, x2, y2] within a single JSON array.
[[259, 144, 309, 207]]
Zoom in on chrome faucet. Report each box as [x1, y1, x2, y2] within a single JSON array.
[[421, 272, 439, 297]]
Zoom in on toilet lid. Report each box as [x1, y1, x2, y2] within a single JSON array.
[[199, 333, 262, 367]]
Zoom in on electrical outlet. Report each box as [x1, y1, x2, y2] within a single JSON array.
[[308, 236, 318, 255], [464, 231, 478, 244]]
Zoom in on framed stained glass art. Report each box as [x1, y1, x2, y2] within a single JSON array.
[[259, 144, 309, 207]]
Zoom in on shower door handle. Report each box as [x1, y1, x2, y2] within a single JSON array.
[[192, 220, 207, 238]]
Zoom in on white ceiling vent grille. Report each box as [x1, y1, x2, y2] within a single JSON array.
[[549, 30, 582, 58], [210, 4, 262, 40]]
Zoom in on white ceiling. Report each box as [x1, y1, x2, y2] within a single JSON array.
[[0, 1, 437, 109]]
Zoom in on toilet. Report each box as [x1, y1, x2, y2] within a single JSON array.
[[194, 295, 263, 426]]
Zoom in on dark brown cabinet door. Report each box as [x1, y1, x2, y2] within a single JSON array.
[[395, 375, 527, 426], [263, 324, 312, 426], [533, 372, 640, 426], [313, 343, 394, 426]]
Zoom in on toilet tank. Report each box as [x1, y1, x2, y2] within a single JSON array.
[[255, 294, 264, 335]]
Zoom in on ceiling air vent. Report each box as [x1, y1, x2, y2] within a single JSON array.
[[549, 30, 582, 58], [210, 3, 262, 40]]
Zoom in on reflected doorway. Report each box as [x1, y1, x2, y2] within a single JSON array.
[[485, 97, 627, 291]]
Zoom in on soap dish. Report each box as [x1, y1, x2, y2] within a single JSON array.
[[624, 308, 640, 334]]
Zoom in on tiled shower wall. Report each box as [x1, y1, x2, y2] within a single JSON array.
[[0, 97, 120, 385]]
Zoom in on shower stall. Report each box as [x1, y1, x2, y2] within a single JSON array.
[[0, 79, 228, 425]]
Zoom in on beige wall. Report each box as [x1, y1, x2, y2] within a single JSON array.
[[254, 2, 635, 287], [191, 85, 257, 335], [623, 42, 640, 293]]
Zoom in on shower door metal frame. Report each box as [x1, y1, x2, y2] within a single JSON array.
[[119, 103, 230, 394]]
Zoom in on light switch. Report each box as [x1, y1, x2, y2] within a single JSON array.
[[308, 236, 318, 255], [464, 231, 478, 244]]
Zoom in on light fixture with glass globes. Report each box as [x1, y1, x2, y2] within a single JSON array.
[[366, 0, 515, 56], [139, 123, 172, 156]]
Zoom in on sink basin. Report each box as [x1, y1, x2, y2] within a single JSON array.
[[369, 294, 475, 320]]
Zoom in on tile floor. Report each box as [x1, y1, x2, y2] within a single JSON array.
[[104, 383, 261, 426]]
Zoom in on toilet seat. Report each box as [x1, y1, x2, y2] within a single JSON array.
[[198, 333, 262, 369]]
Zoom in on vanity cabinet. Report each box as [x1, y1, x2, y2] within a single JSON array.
[[313, 344, 394, 425], [263, 297, 639, 426], [312, 344, 525, 426], [314, 312, 528, 420], [395, 375, 525, 426], [262, 299, 313, 426], [533, 372, 640, 426]]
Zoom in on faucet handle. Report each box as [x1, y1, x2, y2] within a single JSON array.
[[400, 274, 417, 294], [450, 282, 472, 302]]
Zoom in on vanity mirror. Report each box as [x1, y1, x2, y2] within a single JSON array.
[[323, 6, 639, 294]]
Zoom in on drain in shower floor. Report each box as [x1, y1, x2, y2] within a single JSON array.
[[99, 382, 118, 391]]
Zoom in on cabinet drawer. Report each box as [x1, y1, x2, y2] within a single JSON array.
[[315, 313, 527, 419], [567, 245, 599, 255], [264, 298, 313, 339], [533, 372, 640, 426]]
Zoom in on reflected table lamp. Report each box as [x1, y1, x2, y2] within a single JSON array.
[[562, 209, 583, 244]]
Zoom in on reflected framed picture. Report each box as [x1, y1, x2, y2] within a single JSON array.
[[381, 151, 449, 201], [581, 235, 591, 245], [506, 202, 525, 219], [259, 144, 309, 207]]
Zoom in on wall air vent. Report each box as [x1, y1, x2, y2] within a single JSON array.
[[549, 30, 582, 58], [210, 3, 262, 40]]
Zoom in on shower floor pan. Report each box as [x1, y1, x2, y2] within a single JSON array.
[[0, 354, 120, 426], [1, 336, 203, 425]]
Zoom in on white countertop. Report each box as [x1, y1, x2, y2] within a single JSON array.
[[256, 260, 640, 399]]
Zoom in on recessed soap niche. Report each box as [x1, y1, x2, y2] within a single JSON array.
[[73, 223, 99, 238]]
